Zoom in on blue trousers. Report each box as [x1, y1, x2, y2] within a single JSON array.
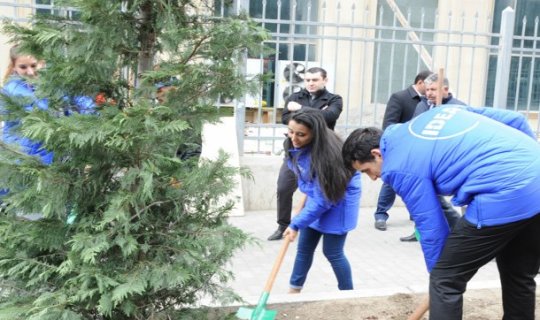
[[374, 182, 396, 221], [289, 227, 353, 290]]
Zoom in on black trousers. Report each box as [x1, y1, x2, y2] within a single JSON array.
[[429, 213, 540, 320], [275, 158, 297, 228]]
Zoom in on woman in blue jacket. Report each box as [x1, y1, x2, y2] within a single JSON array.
[[1, 45, 94, 165], [283, 108, 361, 292]]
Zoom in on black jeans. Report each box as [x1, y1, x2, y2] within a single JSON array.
[[275, 158, 297, 228], [429, 213, 540, 320]]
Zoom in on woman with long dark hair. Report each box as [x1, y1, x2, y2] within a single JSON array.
[[283, 107, 361, 292]]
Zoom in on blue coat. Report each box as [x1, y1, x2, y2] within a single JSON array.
[[382, 105, 540, 271], [1, 76, 94, 164], [287, 147, 361, 234]]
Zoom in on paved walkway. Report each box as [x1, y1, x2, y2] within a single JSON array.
[[226, 207, 513, 306]]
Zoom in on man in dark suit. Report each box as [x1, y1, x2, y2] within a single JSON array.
[[395, 73, 464, 241], [267, 67, 343, 240], [373, 70, 432, 232]]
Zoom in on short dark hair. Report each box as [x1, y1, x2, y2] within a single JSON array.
[[306, 67, 327, 79], [414, 70, 433, 84], [342, 127, 383, 169]]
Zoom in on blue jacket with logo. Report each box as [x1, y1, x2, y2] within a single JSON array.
[[1, 76, 94, 164], [382, 105, 540, 271], [287, 147, 361, 234]]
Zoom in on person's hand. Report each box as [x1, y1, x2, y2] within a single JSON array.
[[287, 101, 302, 111], [283, 227, 298, 242]]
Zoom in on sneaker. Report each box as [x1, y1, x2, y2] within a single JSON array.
[[374, 219, 387, 231], [267, 228, 284, 241]]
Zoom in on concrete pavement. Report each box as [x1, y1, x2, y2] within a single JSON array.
[[226, 207, 508, 306]]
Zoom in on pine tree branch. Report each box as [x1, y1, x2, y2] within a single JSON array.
[[179, 35, 210, 66], [131, 200, 172, 222], [0, 141, 46, 166], [1, 1, 264, 317], [0, 280, 32, 295], [11, 257, 57, 271]]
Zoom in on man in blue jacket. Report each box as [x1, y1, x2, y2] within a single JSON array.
[[342, 105, 540, 320]]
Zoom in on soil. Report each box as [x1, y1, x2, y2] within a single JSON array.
[[210, 288, 540, 320]]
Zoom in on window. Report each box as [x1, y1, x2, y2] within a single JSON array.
[[213, 1, 319, 108], [486, 0, 540, 110], [214, 0, 317, 60], [373, 0, 437, 103], [35, 0, 80, 20]]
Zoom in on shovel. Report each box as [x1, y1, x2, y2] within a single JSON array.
[[408, 295, 429, 320], [407, 66, 445, 320], [236, 237, 291, 320]]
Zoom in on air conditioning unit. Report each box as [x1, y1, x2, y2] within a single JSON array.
[[219, 95, 234, 105], [275, 60, 323, 108], [243, 59, 334, 109]]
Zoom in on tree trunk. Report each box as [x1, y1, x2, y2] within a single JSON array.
[[137, 0, 157, 85]]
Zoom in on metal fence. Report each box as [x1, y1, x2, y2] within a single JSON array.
[[0, 0, 79, 22], [229, 2, 540, 155], [2, 1, 539, 155]]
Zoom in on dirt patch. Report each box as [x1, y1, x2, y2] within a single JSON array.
[[210, 288, 539, 320]]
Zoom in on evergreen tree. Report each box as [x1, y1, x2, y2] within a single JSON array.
[[0, 1, 266, 319]]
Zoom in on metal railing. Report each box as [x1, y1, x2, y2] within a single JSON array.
[[2, 1, 539, 154], [227, 2, 540, 155]]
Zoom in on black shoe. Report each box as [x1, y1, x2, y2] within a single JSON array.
[[374, 220, 387, 231], [267, 228, 285, 241], [400, 232, 418, 242]]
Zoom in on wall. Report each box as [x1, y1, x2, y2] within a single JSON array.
[[434, 0, 496, 105], [240, 154, 404, 211], [316, 0, 496, 130]]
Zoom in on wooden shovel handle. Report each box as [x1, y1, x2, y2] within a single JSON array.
[[408, 295, 429, 320], [436, 68, 444, 106], [263, 238, 291, 293]]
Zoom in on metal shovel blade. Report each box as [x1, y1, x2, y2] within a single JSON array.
[[235, 306, 277, 320]]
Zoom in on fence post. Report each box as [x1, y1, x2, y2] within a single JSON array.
[[493, 6, 515, 109], [234, 0, 249, 155]]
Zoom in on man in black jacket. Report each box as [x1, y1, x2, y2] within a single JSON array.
[[268, 67, 343, 240], [373, 70, 432, 233]]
